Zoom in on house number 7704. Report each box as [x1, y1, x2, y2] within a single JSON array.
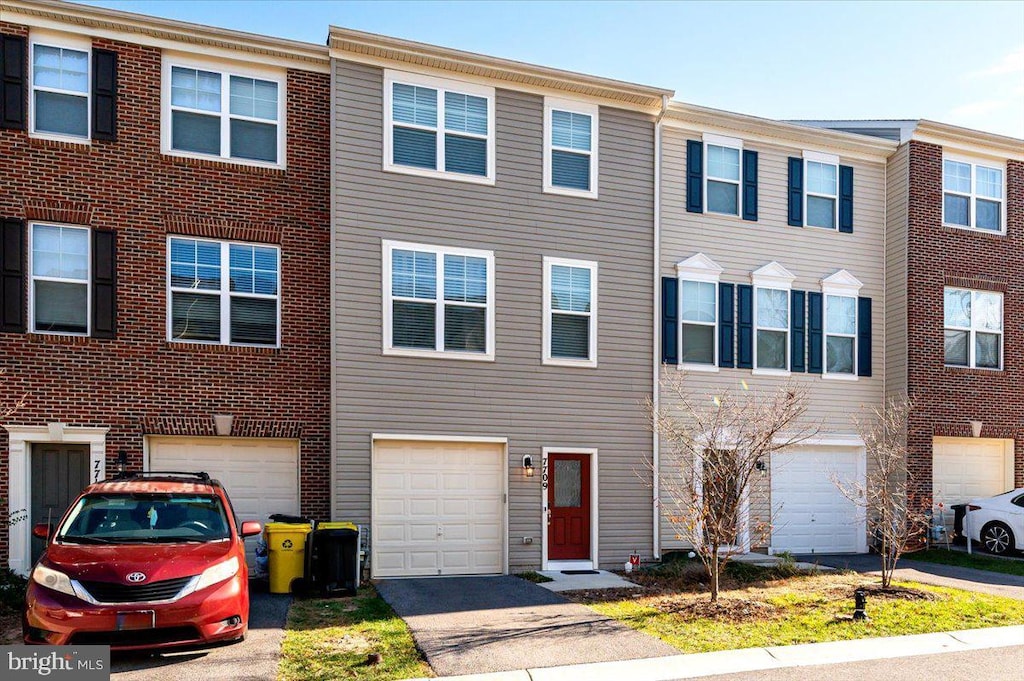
[[93, 459, 101, 482]]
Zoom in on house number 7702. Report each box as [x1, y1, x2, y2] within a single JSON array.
[[93, 459, 101, 482]]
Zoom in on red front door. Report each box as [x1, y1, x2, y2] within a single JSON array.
[[547, 453, 591, 561]]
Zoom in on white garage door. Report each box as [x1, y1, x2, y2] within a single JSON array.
[[771, 447, 863, 554], [372, 440, 505, 578], [148, 437, 300, 566], [933, 438, 1013, 507]]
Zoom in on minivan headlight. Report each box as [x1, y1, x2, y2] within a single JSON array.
[[31, 564, 76, 597], [194, 556, 239, 592]]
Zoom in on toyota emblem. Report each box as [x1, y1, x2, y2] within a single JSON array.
[[126, 572, 147, 583]]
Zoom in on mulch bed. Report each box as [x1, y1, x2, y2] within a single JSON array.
[[651, 597, 782, 622], [0, 607, 21, 645], [855, 584, 939, 601]]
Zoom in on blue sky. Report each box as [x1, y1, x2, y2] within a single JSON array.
[[81, 1, 1024, 138]]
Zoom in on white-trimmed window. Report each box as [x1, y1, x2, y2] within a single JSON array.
[[30, 223, 90, 334], [804, 151, 839, 229], [543, 257, 597, 366], [383, 240, 495, 360], [384, 70, 495, 185], [944, 287, 1003, 369], [543, 98, 598, 198], [704, 135, 742, 216], [821, 269, 863, 378], [168, 237, 280, 347], [751, 262, 795, 373], [30, 34, 90, 140], [943, 158, 1005, 233], [676, 253, 723, 369], [163, 56, 284, 166]]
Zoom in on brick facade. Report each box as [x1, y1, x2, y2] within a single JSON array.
[[905, 140, 1024, 501], [0, 22, 332, 564]]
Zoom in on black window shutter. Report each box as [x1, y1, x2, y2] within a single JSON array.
[[1, 34, 27, 131], [790, 289, 806, 372], [736, 284, 753, 369], [661, 276, 678, 364], [91, 48, 117, 141], [718, 283, 735, 368], [807, 292, 823, 374], [91, 230, 116, 338], [839, 165, 854, 233], [787, 157, 803, 227], [742, 150, 758, 221], [1, 218, 26, 333], [857, 296, 872, 376], [686, 140, 703, 213]]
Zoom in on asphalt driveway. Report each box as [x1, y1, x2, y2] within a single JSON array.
[[110, 586, 290, 681], [377, 575, 677, 676]]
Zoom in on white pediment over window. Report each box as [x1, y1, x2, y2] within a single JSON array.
[[676, 253, 724, 283], [750, 261, 796, 289], [821, 269, 863, 296]]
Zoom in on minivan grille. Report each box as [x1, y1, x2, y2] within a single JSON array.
[[79, 576, 194, 603]]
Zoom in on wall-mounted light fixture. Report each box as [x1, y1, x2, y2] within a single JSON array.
[[755, 459, 767, 475], [970, 420, 983, 438], [522, 454, 535, 477], [213, 414, 234, 437]]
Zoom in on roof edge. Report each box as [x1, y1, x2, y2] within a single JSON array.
[[2, 0, 330, 69], [329, 25, 673, 111], [913, 120, 1024, 160]]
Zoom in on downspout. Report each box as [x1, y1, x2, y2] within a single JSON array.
[[652, 95, 669, 561], [328, 48, 338, 522]]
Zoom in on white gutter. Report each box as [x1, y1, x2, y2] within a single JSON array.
[[652, 95, 669, 560]]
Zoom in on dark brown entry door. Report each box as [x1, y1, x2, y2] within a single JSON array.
[[547, 453, 591, 561], [31, 444, 90, 564]]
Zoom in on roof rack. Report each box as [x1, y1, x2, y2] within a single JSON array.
[[110, 471, 213, 483]]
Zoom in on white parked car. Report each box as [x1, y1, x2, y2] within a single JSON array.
[[965, 488, 1024, 555]]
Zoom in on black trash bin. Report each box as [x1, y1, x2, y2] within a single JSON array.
[[307, 521, 360, 597]]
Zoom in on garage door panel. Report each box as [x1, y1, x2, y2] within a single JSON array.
[[372, 440, 504, 578], [933, 439, 1011, 506]]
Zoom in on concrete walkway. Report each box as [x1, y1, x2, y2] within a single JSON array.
[[409, 625, 1024, 681], [376, 575, 677, 676], [110, 588, 291, 681], [799, 553, 1024, 600]]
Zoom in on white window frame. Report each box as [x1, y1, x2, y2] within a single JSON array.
[[165, 236, 282, 348], [941, 155, 1007, 235], [383, 70, 496, 186], [751, 262, 795, 376], [821, 269, 864, 381], [161, 53, 286, 169], [28, 222, 91, 336], [803, 150, 839, 230], [28, 31, 91, 144], [543, 97, 599, 199], [543, 256, 598, 368], [943, 287, 1003, 370], [382, 239, 496, 361], [703, 133, 743, 217], [676, 253, 723, 372]]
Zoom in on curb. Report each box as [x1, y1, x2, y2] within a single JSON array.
[[409, 624, 1024, 681]]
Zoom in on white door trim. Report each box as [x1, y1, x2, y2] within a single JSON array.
[[4, 424, 108, 575], [540, 447, 599, 571]]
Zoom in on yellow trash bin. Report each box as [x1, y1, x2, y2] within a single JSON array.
[[265, 522, 311, 594]]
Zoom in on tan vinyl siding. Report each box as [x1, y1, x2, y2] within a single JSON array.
[[332, 59, 655, 570], [885, 144, 909, 399], [658, 127, 887, 550]]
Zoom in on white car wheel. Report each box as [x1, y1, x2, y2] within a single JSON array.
[[981, 522, 1014, 556]]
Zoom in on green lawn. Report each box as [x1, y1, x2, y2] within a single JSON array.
[[904, 549, 1024, 577], [278, 586, 432, 681], [583, 573, 1024, 654]]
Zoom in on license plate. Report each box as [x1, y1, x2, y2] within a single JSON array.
[[116, 610, 156, 630]]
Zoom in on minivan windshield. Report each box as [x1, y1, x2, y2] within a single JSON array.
[[57, 493, 232, 544]]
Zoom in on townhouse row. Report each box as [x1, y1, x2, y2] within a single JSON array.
[[0, 0, 1020, 577]]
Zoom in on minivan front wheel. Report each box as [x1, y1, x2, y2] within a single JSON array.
[[981, 522, 1014, 555]]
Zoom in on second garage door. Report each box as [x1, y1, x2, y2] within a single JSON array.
[[372, 440, 505, 578], [933, 438, 1013, 506], [771, 447, 864, 554]]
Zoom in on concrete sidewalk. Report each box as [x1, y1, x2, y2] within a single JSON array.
[[410, 625, 1024, 681]]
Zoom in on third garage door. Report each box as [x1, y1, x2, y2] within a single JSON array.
[[771, 447, 863, 554], [933, 438, 1013, 507], [372, 440, 505, 578]]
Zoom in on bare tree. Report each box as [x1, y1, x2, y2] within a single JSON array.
[[648, 373, 819, 603], [833, 394, 927, 588]]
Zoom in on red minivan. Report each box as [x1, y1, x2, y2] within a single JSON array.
[[23, 472, 262, 650]]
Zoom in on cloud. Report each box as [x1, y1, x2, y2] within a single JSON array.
[[968, 46, 1024, 79]]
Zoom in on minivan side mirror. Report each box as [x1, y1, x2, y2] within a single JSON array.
[[240, 521, 262, 538], [32, 523, 51, 540]]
